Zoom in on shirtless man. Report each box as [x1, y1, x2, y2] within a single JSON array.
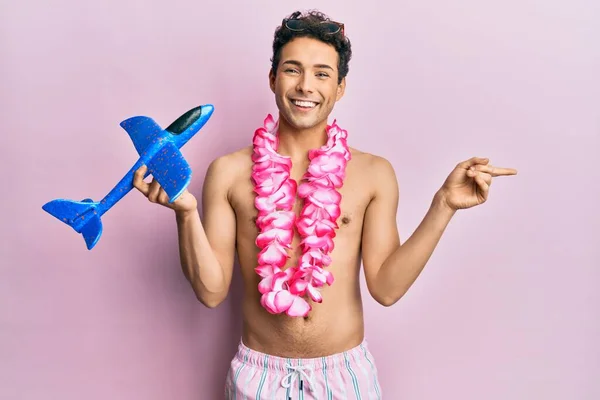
[[132, 10, 517, 399]]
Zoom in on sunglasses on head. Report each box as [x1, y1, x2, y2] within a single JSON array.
[[284, 18, 345, 36]]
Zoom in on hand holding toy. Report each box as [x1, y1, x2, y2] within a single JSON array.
[[132, 164, 198, 213]]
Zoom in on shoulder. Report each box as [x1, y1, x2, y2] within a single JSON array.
[[206, 146, 252, 175], [349, 147, 397, 177], [203, 146, 253, 189], [348, 147, 398, 198]]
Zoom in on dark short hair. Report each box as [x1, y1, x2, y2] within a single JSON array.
[[270, 10, 352, 84]]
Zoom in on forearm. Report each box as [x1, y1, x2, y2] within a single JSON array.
[[374, 191, 456, 305], [175, 209, 228, 306]]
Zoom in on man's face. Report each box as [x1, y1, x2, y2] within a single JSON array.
[[269, 36, 345, 131]]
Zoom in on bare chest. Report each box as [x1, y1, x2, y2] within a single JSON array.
[[230, 159, 372, 256]]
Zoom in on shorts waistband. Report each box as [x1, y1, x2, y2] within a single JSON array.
[[234, 339, 375, 372]]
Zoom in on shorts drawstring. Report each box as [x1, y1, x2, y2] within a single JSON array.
[[281, 364, 319, 399]]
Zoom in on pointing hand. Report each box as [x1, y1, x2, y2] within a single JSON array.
[[438, 157, 517, 210]]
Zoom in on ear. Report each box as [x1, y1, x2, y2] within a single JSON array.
[[269, 69, 276, 93], [336, 77, 346, 101]]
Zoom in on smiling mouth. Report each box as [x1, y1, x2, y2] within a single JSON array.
[[291, 99, 319, 109]]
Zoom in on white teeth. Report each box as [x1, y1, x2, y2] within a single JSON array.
[[293, 100, 317, 108]]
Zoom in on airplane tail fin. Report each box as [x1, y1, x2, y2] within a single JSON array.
[[42, 198, 103, 250]]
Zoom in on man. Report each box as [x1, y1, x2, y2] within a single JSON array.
[[133, 10, 517, 399]]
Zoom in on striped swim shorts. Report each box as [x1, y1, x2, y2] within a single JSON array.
[[225, 339, 382, 399]]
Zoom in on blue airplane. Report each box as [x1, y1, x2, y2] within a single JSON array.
[[42, 104, 215, 250]]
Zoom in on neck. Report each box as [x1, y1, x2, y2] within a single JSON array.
[[276, 114, 329, 160]]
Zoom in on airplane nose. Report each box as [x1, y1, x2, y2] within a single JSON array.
[[166, 104, 213, 134], [201, 104, 214, 117]]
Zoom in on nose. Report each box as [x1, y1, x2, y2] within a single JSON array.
[[296, 73, 314, 94]]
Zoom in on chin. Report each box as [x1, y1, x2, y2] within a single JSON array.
[[290, 118, 319, 130], [284, 110, 325, 130]]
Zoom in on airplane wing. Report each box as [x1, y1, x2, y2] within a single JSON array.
[[146, 141, 192, 203], [119, 116, 164, 156]]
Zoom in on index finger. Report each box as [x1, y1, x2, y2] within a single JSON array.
[[133, 165, 150, 196], [475, 164, 518, 177]]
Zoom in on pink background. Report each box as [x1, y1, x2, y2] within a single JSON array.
[[2, 0, 599, 399]]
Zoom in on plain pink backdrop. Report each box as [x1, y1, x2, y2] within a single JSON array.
[[2, 0, 599, 399]]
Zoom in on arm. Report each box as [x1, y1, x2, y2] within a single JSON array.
[[175, 156, 237, 308], [361, 157, 455, 307], [133, 155, 237, 308]]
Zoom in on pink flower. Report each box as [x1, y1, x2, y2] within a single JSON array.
[[308, 189, 342, 209], [256, 228, 293, 248], [256, 152, 290, 167], [289, 266, 332, 300], [261, 290, 311, 316], [263, 114, 277, 132], [255, 264, 280, 278], [288, 277, 308, 295], [306, 153, 349, 187], [307, 265, 334, 286], [252, 129, 271, 149], [293, 264, 333, 288], [253, 171, 289, 197], [297, 184, 342, 206], [259, 267, 312, 317], [289, 278, 323, 303], [301, 202, 341, 221], [296, 217, 337, 237], [257, 269, 286, 294], [254, 180, 297, 213], [252, 158, 292, 173], [301, 235, 335, 253], [257, 241, 290, 267], [256, 211, 295, 230], [301, 249, 332, 267]]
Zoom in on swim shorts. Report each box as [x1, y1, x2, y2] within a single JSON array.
[[225, 339, 382, 399]]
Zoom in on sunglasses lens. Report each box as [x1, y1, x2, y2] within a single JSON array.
[[285, 19, 343, 35], [321, 22, 341, 34], [285, 19, 305, 31]]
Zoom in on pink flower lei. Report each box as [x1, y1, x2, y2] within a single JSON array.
[[251, 114, 351, 317]]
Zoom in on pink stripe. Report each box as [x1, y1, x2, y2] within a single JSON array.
[[224, 339, 382, 399]]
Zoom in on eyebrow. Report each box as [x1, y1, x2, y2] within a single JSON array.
[[282, 60, 334, 71]]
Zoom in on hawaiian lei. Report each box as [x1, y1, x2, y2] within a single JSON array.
[[251, 114, 351, 317]]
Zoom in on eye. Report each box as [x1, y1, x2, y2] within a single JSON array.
[[284, 68, 300, 74], [316, 72, 330, 78]]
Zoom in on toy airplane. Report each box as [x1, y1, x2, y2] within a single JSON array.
[[42, 104, 215, 250]]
